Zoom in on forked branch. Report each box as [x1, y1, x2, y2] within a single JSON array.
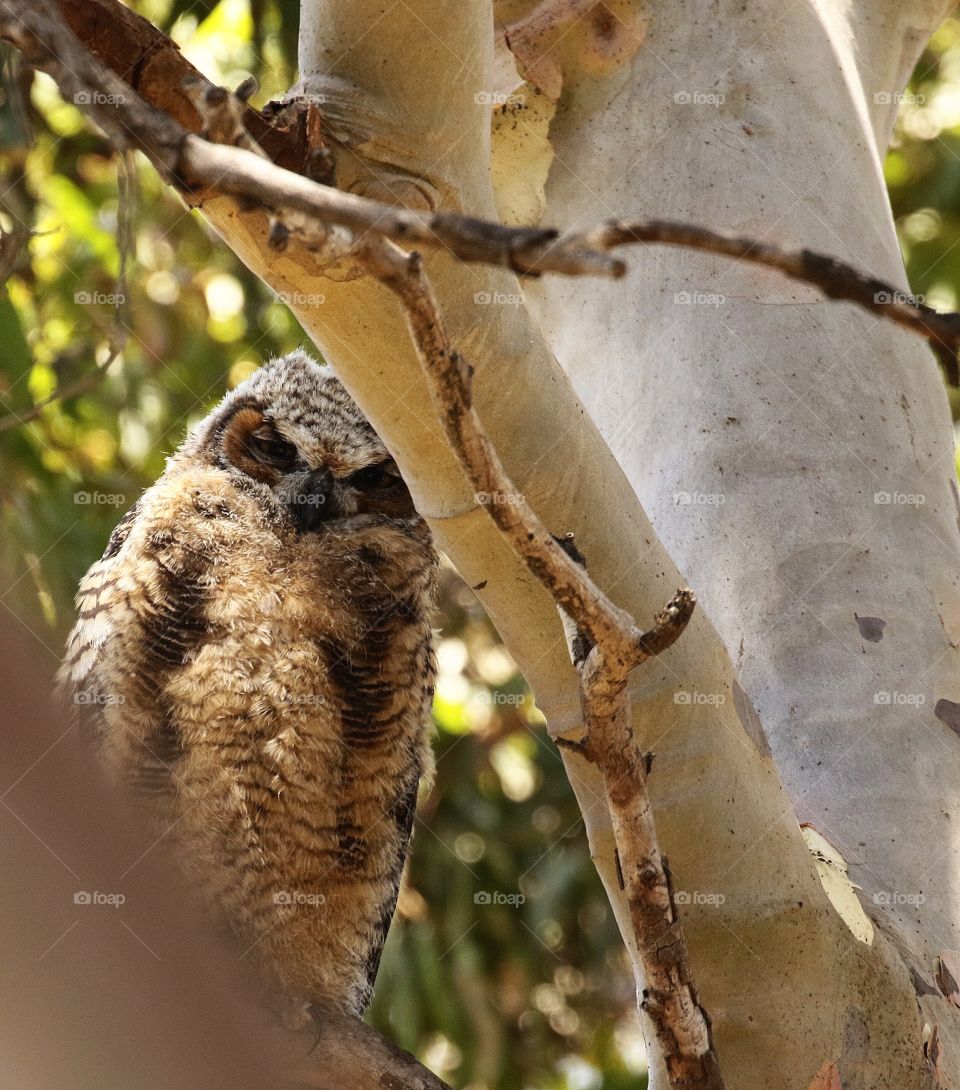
[[363, 238, 720, 1089]]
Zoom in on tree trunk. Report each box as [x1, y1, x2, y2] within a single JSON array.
[[523, 0, 960, 1084], [195, 1, 952, 1084]]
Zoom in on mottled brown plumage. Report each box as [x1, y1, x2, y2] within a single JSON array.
[[60, 351, 437, 1024]]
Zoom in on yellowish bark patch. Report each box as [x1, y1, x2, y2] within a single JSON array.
[[801, 824, 874, 946]]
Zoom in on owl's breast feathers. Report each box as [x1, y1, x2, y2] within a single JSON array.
[[60, 463, 437, 1017]]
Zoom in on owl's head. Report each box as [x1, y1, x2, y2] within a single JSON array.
[[184, 350, 416, 532]]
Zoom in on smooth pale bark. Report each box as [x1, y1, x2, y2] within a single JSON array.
[[520, 0, 960, 1082], [161, 0, 953, 1085]]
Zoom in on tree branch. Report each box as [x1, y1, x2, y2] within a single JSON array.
[[583, 220, 960, 383], [573, 638, 721, 1089], [3, 0, 958, 381], [4, 0, 718, 1059], [359, 238, 684, 666], [295, 1013, 452, 1090], [360, 237, 719, 1089]]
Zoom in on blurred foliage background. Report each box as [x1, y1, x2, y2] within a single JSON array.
[[0, 5, 958, 1089], [889, 14, 960, 431]]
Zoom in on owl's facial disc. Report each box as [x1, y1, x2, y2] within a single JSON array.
[[219, 405, 416, 531]]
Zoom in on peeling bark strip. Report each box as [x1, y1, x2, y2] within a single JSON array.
[[4, 0, 960, 377], [55, 0, 324, 171], [807, 1061, 842, 1090], [501, 0, 646, 101], [925, 1023, 942, 1081], [936, 953, 960, 1008]]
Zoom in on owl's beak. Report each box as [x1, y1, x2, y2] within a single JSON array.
[[283, 467, 340, 531]]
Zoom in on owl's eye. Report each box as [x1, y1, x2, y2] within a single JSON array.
[[248, 430, 297, 468], [350, 461, 399, 491]]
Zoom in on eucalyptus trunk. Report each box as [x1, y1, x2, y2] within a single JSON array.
[[188, 1, 960, 1084]]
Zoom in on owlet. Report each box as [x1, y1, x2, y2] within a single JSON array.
[[59, 350, 437, 1024]]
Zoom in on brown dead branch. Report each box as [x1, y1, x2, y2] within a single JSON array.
[[362, 237, 719, 1089], [2, 0, 957, 379], [582, 220, 960, 383]]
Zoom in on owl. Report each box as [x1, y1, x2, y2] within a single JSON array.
[[59, 350, 437, 1026]]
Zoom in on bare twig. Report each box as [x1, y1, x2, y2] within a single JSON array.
[[573, 637, 722, 1089], [0, 1, 611, 274], [363, 237, 718, 1089], [0, 48, 32, 283], [115, 150, 135, 331], [579, 220, 960, 382], [0, 138, 132, 437], [0, 220, 28, 283], [2, 0, 958, 380]]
